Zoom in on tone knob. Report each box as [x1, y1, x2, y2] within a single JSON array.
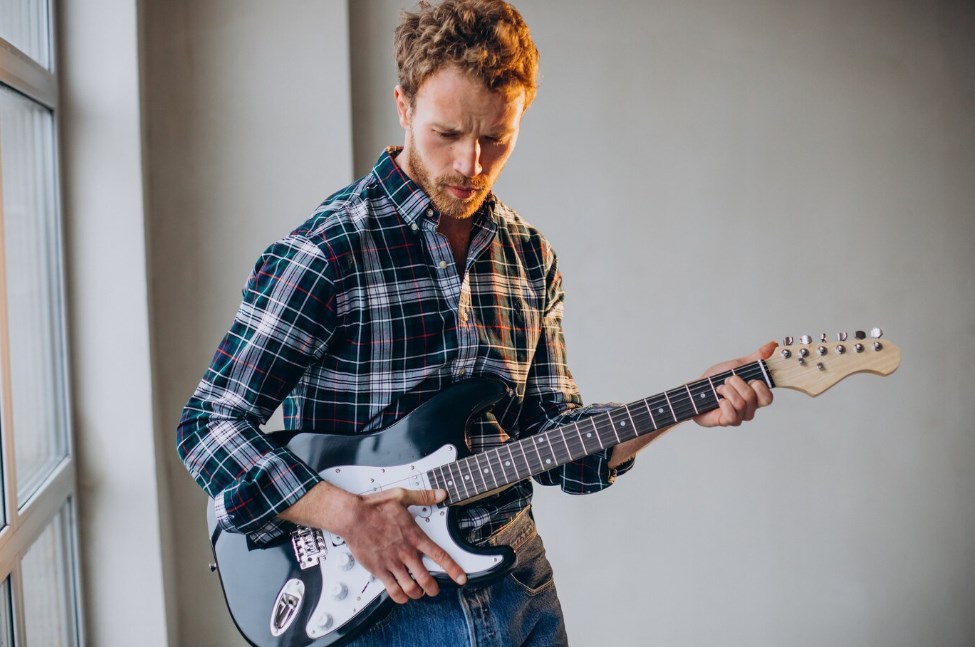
[[316, 613, 334, 630], [328, 582, 348, 600]]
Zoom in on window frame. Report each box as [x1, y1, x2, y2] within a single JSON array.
[[0, 1, 83, 644]]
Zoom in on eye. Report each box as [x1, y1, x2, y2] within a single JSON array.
[[434, 130, 459, 140]]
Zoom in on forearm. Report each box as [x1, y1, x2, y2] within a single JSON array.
[[608, 424, 677, 468], [277, 480, 358, 534]]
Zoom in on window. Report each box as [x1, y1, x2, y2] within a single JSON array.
[[0, 1, 82, 645]]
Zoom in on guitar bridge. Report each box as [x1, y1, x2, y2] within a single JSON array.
[[291, 525, 328, 570]]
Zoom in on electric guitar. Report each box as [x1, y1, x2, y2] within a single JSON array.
[[207, 330, 900, 647]]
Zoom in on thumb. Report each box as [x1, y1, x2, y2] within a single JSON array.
[[401, 488, 447, 506], [748, 340, 778, 361]]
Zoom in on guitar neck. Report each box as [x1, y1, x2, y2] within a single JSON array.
[[428, 360, 774, 505]]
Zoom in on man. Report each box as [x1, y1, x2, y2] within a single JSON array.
[[177, 1, 773, 644]]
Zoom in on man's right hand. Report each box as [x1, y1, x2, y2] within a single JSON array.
[[278, 480, 468, 604]]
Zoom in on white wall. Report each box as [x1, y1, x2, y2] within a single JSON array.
[[351, 1, 975, 646], [140, 1, 353, 645]]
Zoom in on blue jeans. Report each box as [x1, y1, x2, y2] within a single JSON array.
[[349, 509, 569, 646]]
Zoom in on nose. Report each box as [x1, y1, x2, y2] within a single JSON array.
[[453, 139, 482, 178]]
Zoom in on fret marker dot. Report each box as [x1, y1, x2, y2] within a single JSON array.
[[699, 393, 705, 399], [586, 432, 592, 438], [483, 469, 489, 474], [658, 408, 664, 414], [621, 421, 626, 427], [464, 475, 470, 480], [447, 481, 453, 486], [545, 459, 551, 464]]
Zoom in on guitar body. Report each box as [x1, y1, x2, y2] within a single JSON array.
[[207, 378, 516, 647]]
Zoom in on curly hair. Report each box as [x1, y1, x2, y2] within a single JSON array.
[[394, 0, 539, 106]]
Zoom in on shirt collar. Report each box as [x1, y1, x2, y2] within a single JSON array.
[[371, 147, 498, 229]]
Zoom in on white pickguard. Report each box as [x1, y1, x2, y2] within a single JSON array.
[[297, 444, 505, 640]]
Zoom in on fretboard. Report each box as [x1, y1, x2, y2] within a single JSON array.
[[427, 360, 774, 505]]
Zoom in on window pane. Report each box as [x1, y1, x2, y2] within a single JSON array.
[[0, 85, 68, 507], [0, 579, 11, 647], [0, 0, 51, 70], [21, 503, 77, 646]]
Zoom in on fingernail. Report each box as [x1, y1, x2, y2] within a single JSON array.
[[457, 574, 468, 585], [435, 489, 447, 502]]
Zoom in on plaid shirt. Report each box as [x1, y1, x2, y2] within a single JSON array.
[[177, 148, 634, 544]]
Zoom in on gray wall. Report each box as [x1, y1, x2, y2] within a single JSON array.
[[139, 0, 974, 645]]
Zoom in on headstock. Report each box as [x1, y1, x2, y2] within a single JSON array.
[[766, 329, 900, 396]]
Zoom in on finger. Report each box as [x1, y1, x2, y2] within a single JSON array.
[[718, 380, 746, 412], [418, 536, 468, 586], [749, 380, 774, 407], [404, 554, 441, 597], [390, 562, 425, 601], [377, 571, 410, 605]]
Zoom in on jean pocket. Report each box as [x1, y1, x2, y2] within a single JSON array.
[[507, 534, 556, 596]]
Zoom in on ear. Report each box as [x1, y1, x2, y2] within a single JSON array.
[[394, 85, 412, 129]]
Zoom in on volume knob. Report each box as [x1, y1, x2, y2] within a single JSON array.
[[334, 551, 355, 571]]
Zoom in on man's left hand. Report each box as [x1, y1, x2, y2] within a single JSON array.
[[693, 341, 777, 428]]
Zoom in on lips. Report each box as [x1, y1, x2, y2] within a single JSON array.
[[446, 185, 479, 200]]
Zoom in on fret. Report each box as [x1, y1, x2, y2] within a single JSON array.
[[536, 435, 556, 471], [557, 426, 572, 464], [667, 386, 696, 422], [643, 397, 659, 429], [580, 417, 602, 453], [663, 389, 678, 423], [606, 408, 629, 447], [646, 394, 675, 428], [684, 384, 699, 415], [707, 375, 720, 401], [512, 441, 531, 480], [622, 401, 645, 438], [468, 454, 485, 494], [689, 378, 719, 413], [452, 460, 472, 501], [482, 452, 499, 490], [503, 443, 521, 483], [454, 458, 477, 499]]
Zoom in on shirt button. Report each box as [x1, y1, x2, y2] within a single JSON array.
[[425, 208, 435, 217], [438, 260, 447, 269], [458, 369, 468, 377], [410, 223, 418, 231]]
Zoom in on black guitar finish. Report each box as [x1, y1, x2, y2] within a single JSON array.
[[207, 378, 514, 647]]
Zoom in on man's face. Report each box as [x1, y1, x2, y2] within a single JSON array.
[[395, 66, 526, 220]]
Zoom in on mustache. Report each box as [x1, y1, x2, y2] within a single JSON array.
[[439, 175, 488, 191]]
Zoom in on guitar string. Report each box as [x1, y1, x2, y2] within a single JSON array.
[[435, 362, 770, 503]]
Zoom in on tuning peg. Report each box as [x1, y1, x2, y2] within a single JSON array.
[[783, 336, 794, 346], [837, 332, 848, 342], [855, 330, 866, 340], [800, 335, 812, 345], [820, 333, 828, 343], [870, 327, 883, 339]]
